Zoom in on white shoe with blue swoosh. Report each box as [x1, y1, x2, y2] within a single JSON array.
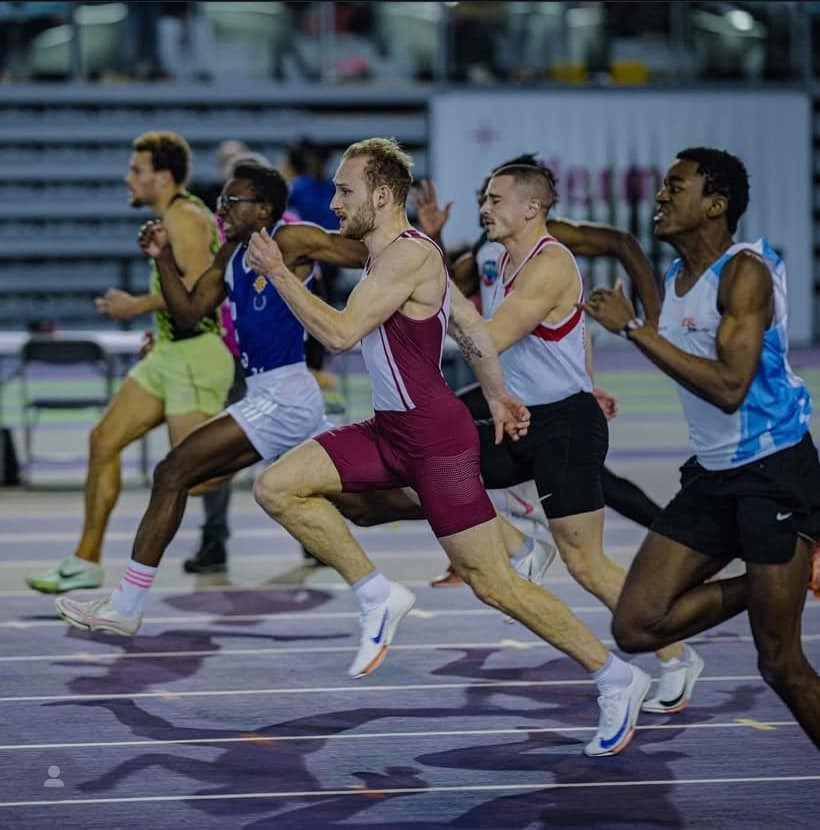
[[348, 582, 415, 678], [584, 665, 651, 757]]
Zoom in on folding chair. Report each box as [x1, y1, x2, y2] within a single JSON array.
[[19, 337, 113, 485]]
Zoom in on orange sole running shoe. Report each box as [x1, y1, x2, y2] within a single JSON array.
[[809, 541, 820, 598], [430, 565, 464, 587]]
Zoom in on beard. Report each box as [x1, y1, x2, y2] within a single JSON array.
[[339, 202, 376, 239]]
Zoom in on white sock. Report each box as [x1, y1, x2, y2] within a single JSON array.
[[352, 571, 391, 611], [510, 536, 535, 567], [658, 644, 688, 669], [592, 653, 633, 693], [110, 561, 157, 616], [69, 554, 96, 569]]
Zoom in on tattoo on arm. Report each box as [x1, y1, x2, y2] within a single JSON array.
[[450, 321, 484, 363]]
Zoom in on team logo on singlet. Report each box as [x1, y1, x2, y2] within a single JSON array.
[[253, 275, 267, 311], [480, 259, 499, 287], [681, 316, 699, 333]]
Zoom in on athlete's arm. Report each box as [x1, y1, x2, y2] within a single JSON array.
[[163, 201, 217, 291], [94, 287, 163, 320], [451, 249, 480, 298], [155, 242, 233, 330], [449, 287, 530, 443], [275, 222, 368, 270], [448, 284, 508, 398], [485, 244, 578, 354], [581, 250, 772, 413], [95, 217, 171, 319], [247, 229, 423, 352], [139, 220, 232, 329], [547, 217, 661, 326]]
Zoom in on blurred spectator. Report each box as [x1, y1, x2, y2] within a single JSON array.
[[285, 0, 380, 82], [286, 137, 340, 389], [119, 1, 171, 80], [449, 2, 506, 83], [0, 1, 69, 81], [287, 138, 339, 232], [189, 139, 253, 211], [606, 1, 669, 39]]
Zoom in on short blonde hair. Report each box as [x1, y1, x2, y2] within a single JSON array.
[[342, 137, 413, 206]]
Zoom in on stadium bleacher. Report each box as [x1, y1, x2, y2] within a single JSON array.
[[0, 83, 428, 329]]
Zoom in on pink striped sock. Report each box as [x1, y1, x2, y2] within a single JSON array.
[[110, 561, 157, 616]]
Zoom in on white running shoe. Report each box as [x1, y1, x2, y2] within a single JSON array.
[[55, 595, 142, 637], [504, 539, 558, 623], [513, 539, 557, 585], [348, 582, 415, 678], [490, 481, 549, 532], [584, 665, 651, 757], [642, 645, 704, 714]]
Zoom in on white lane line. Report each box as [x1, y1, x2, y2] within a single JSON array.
[[0, 577, 583, 599], [0, 550, 444, 568], [0, 639, 553, 663], [0, 524, 439, 546], [0, 720, 801, 752], [0, 605, 613, 630], [1, 775, 818, 808], [0, 675, 765, 704], [1, 634, 816, 664], [2, 602, 818, 630]]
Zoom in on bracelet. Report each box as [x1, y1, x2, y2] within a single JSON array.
[[620, 318, 644, 339]]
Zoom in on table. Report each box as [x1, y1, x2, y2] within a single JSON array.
[[0, 330, 145, 358], [0, 330, 146, 484]]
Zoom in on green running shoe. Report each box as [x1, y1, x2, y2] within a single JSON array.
[[26, 557, 104, 594]]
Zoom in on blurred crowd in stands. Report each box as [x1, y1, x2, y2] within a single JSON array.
[[0, 1, 816, 86]]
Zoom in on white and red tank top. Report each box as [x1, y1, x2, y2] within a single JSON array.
[[485, 234, 592, 405]]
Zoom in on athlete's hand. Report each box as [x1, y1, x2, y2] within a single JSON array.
[[138, 330, 154, 360], [592, 386, 618, 420], [487, 391, 530, 444], [95, 288, 139, 320], [579, 278, 636, 334], [138, 219, 169, 258], [247, 228, 287, 280], [410, 179, 452, 239]]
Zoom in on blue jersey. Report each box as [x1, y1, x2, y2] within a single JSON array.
[[658, 238, 811, 470], [224, 224, 316, 377]]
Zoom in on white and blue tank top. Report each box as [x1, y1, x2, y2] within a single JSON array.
[[658, 238, 811, 470]]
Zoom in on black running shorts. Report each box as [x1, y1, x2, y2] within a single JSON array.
[[652, 432, 820, 564]]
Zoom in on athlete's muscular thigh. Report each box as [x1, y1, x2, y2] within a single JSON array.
[[617, 531, 726, 625], [92, 377, 165, 453], [329, 488, 425, 526], [163, 412, 261, 488]]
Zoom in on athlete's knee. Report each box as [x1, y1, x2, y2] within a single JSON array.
[[757, 642, 803, 694], [253, 469, 294, 517], [460, 564, 508, 610], [151, 452, 191, 493], [612, 603, 664, 653], [87, 422, 121, 463]]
